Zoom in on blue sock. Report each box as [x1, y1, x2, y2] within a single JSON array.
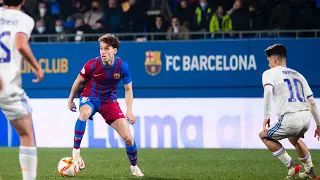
[[73, 118, 86, 149], [126, 141, 138, 166]]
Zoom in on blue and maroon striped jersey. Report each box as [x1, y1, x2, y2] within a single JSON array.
[[79, 56, 132, 102]]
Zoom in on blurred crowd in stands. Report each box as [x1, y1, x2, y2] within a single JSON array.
[[1, 0, 320, 42]]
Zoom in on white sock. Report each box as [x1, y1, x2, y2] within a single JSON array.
[[299, 152, 313, 172], [272, 147, 292, 168], [20, 146, 37, 180], [72, 148, 80, 157]]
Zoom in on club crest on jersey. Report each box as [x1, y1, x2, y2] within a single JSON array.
[[113, 73, 121, 79], [81, 97, 90, 103], [145, 51, 162, 76]]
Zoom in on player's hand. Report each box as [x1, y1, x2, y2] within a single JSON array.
[[263, 119, 270, 132], [32, 68, 44, 83], [68, 101, 77, 112], [0, 77, 2, 91], [126, 111, 136, 124], [314, 127, 320, 141]]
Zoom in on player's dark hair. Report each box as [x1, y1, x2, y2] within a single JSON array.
[[3, 0, 23, 6], [98, 34, 120, 49], [265, 44, 287, 59]]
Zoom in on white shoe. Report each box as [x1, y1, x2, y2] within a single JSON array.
[[130, 165, 144, 177], [298, 167, 319, 179], [286, 164, 302, 179], [72, 149, 85, 170]]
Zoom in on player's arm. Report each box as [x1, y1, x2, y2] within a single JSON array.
[[124, 82, 133, 112], [262, 71, 274, 130], [302, 76, 320, 127], [16, 18, 43, 82], [68, 75, 86, 104], [16, 33, 44, 83], [68, 62, 92, 111], [123, 62, 133, 112], [0, 76, 2, 91], [122, 61, 135, 123], [16, 34, 41, 72], [307, 96, 320, 127], [264, 85, 273, 120]]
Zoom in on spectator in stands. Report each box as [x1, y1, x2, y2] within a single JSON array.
[[52, 19, 72, 42], [31, 1, 55, 33], [268, 0, 292, 30], [48, 0, 62, 20], [119, 0, 144, 33], [22, 0, 37, 15], [176, 0, 193, 28], [247, 3, 262, 33], [66, 0, 88, 21], [148, 0, 173, 22], [295, 0, 318, 29], [209, 5, 232, 38], [176, 0, 198, 8], [73, 18, 92, 42], [149, 16, 167, 40], [83, 0, 104, 29], [33, 19, 50, 42], [229, 0, 248, 31], [102, 0, 123, 33], [192, 0, 213, 32], [166, 16, 190, 40], [93, 20, 105, 34]]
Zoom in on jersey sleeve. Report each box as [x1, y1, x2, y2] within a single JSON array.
[[79, 60, 93, 80], [301, 75, 313, 98], [122, 61, 132, 85], [262, 70, 275, 87], [17, 15, 35, 38]]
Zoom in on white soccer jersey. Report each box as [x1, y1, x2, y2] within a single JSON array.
[[262, 66, 313, 117], [0, 7, 35, 97]]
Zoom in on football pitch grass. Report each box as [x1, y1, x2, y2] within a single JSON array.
[[0, 148, 319, 180]]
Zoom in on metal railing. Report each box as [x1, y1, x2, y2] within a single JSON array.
[[29, 29, 320, 43]]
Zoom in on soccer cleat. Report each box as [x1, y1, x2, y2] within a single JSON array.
[[72, 150, 85, 170], [130, 165, 144, 177], [298, 167, 319, 179], [73, 155, 85, 170], [286, 163, 302, 179]]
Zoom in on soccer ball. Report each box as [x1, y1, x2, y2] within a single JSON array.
[[57, 157, 80, 177]]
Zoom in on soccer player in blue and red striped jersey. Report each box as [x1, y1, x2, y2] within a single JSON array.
[[67, 34, 143, 177]]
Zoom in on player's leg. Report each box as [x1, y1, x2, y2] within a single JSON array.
[[109, 118, 144, 177], [10, 114, 37, 180], [288, 137, 318, 179], [287, 111, 318, 179], [72, 97, 95, 170], [1, 93, 37, 180], [73, 104, 92, 150], [259, 115, 301, 178]]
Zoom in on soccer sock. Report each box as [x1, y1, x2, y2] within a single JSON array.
[[20, 146, 37, 180], [73, 118, 87, 150], [272, 147, 292, 168], [126, 141, 138, 166], [299, 152, 313, 172]]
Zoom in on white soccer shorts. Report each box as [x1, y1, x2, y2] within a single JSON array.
[[267, 110, 311, 140], [0, 92, 32, 121]]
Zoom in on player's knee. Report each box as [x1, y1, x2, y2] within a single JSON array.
[[122, 134, 134, 146], [79, 105, 92, 120], [259, 130, 267, 140], [79, 109, 91, 120], [289, 137, 300, 146], [79, 113, 90, 121]]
